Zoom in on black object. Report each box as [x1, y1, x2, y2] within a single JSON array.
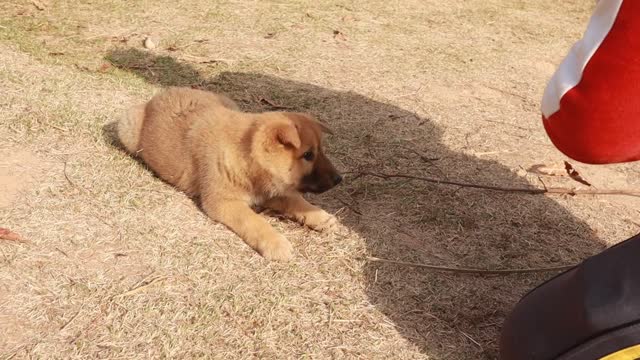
[[500, 233, 640, 360]]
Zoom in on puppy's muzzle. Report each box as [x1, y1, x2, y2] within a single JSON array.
[[300, 170, 342, 194]]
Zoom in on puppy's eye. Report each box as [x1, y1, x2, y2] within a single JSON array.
[[302, 151, 314, 161]]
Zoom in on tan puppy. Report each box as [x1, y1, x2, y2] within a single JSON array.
[[117, 87, 342, 260]]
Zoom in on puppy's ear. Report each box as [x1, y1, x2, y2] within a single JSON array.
[[274, 123, 301, 149], [285, 112, 334, 135], [315, 120, 334, 135]]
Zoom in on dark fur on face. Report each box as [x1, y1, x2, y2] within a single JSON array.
[[299, 151, 342, 193]]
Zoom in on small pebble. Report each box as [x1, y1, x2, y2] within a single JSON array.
[[143, 36, 156, 49]]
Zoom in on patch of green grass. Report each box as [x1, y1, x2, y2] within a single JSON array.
[[0, 18, 50, 60]]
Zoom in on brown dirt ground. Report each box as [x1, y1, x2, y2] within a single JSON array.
[[2, 0, 640, 359]]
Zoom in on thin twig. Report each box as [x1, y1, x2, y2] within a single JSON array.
[[391, 86, 423, 99], [178, 53, 233, 65], [121, 64, 155, 70], [396, 144, 440, 162], [349, 171, 640, 197], [50, 124, 68, 132], [112, 276, 168, 299], [166, 39, 208, 52], [363, 256, 576, 275], [63, 161, 76, 187], [59, 310, 81, 331], [537, 176, 548, 192], [459, 330, 483, 349], [55, 247, 69, 257], [483, 84, 529, 102], [258, 97, 294, 110], [332, 196, 362, 215]]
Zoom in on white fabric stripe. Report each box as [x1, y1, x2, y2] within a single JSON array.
[[541, 0, 623, 118]]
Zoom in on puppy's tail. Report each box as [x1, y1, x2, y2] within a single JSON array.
[[117, 103, 146, 154]]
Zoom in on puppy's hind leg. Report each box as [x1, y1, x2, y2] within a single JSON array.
[[203, 197, 293, 261]]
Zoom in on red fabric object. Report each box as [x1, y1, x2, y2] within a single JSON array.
[[542, 0, 640, 164]]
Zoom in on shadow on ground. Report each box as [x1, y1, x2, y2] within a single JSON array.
[[106, 48, 605, 358]]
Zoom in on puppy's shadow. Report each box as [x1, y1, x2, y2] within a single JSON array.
[[101, 121, 122, 149], [106, 48, 606, 359], [102, 120, 150, 170]]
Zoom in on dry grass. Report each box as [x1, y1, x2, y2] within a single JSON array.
[[2, 0, 640, 359]]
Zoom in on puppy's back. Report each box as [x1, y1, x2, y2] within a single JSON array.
[[121, 87, 240, 194]]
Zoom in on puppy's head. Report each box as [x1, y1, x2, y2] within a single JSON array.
[[259, 112, 341, 194]]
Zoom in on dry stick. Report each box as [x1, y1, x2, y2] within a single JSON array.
[[332, 196, 363, 215], [112, 276, 168, 299], [353, 171, 601, 274], [459, 330, 483, 349], [63, 161, 77, 188], [59, 310, 81, 331], [351, 171, 640, 196], [365, 256, 576, 275]]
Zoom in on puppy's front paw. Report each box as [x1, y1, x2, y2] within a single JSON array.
[[259, 234, 294, 261], [304, 210, 338, 233]]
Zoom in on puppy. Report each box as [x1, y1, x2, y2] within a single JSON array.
[[117, 87, 342, 260]]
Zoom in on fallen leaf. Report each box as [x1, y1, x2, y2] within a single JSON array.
[[527, 164, 565, 176], [333, 29, 347, 41], [111, 33, 135, 43], [73, 64, 91, 72], [564, 161, 591, 186], [258, 97, 293, 110], [97, 63, 112, 72], [0, 228, 29, 243]]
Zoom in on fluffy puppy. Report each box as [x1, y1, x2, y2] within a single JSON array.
[[117, 87, 342, 260]]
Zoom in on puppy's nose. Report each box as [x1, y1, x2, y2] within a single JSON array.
[[333, 174, 343, 185]]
